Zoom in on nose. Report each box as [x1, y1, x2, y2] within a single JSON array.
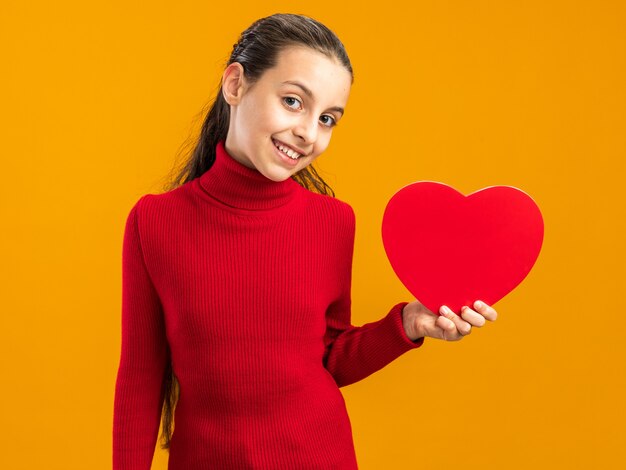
[[293, 114, 318, 145]]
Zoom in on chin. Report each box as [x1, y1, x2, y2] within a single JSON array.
[[262, 166, 295, 183]]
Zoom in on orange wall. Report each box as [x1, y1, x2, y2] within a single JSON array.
[[2, 1, 625, 469]]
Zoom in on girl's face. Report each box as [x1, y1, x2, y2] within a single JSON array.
[[222, 45, 352, 182]]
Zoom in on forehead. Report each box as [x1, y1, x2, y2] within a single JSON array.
[[263, 45, 351, 105]]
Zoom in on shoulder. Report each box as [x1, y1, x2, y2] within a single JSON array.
[[302, 190, 356, 234], [125, 182, 196, 230], [132, 181, 198, 213]]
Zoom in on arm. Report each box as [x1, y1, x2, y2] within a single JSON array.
[[322, 205, 424, 388], [113, 197, 169, 469]]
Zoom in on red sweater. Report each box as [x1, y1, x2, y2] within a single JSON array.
[[113, 140, 424, 469]]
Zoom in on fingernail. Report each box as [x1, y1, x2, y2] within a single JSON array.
[[474, 301, 483, 309], [439, 306, 448, 315]]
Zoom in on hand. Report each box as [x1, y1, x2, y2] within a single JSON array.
[[402, 299, 498, 342]]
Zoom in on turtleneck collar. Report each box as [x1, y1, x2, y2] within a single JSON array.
[[197, 140, 302, 212]]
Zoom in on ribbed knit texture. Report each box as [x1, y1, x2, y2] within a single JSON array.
[[112, 140, 424, 469]]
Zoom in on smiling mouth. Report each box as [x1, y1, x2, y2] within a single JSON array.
[[272, 138, 304, 160]]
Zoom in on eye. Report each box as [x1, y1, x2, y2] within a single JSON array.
[[283, 96, 302, 110], [320, 115, 337, 128]]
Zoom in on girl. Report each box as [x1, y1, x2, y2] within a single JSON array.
[[113, 13, 497, 469]]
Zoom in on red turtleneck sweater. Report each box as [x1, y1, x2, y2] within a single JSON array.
[[112, 141, 424, 469]]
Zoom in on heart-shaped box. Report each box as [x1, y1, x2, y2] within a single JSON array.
[[381, 182, 544, 315]]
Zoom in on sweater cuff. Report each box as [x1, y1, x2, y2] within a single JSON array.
[[382, 301, 425, 353]]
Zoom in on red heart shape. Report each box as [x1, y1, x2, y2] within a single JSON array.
[[381, 182, 544, 315]]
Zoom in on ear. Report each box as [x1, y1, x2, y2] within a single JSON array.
[[222, 62, 247, 105]]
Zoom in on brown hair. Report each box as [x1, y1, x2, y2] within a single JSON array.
[[157, 13, 354, 450]]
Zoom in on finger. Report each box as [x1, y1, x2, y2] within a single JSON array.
[[439, 306, 472, 337], [435, 314, 460, 340], [436, 306, 459, 333], [436, 313, 456, 331], [460, 306, 486, 327], [474, 301, 498, 322]]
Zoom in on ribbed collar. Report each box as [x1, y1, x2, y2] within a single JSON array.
[[197, 140, 302, 211]]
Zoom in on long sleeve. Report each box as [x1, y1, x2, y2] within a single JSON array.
[[113, 197, 169, 469], [109, 140, 424, 468], [322, 205, 424, 388]]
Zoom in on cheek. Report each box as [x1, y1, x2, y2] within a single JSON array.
[[315, 133, 332, 152], [241, 95, 274, 126], [268, 104, 294, 129]]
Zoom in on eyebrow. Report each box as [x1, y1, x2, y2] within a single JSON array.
[[281, 80, 345, 116]]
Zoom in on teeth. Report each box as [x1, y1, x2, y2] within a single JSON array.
[[273, 139, 300, 159]]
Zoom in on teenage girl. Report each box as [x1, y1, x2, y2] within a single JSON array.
[[112, 13, 497, 469]]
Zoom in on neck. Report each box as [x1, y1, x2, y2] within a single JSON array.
[[197, 140, 302, 211]]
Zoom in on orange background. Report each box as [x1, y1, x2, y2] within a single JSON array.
[[2, 1, 625, 469]]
